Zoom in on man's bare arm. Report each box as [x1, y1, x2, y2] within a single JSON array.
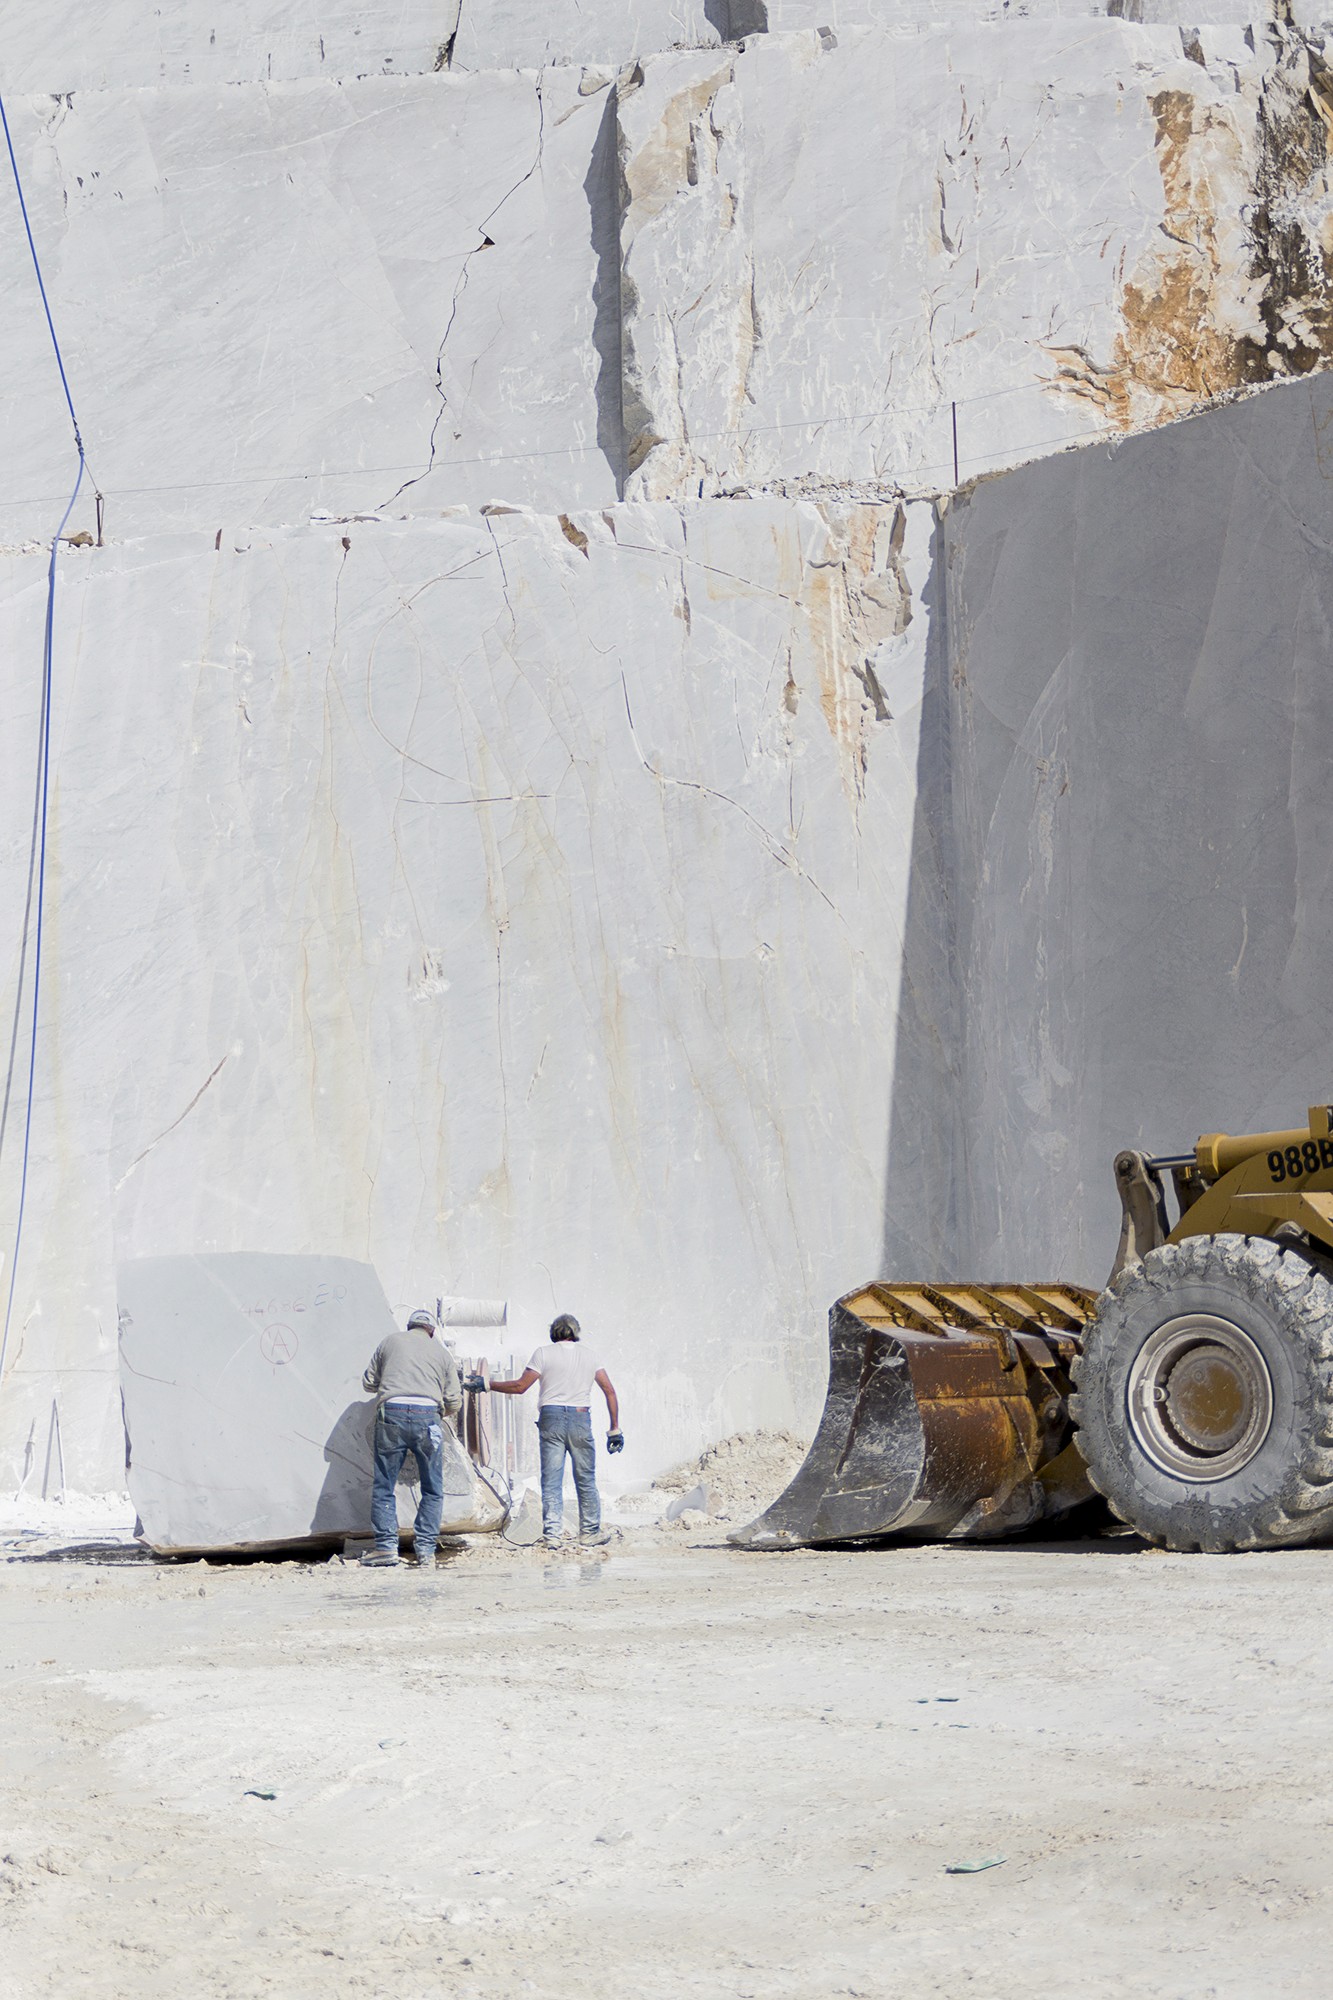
[[487, 1367, 540, 1396], [595, 1369, 619, 1429]]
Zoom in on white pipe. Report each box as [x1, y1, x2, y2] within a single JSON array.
[[436, 1296, 507, 1328]]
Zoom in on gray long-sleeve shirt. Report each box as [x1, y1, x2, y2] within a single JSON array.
[[362, 1330, 462, 1415]]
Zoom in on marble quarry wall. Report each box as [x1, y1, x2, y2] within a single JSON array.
[[9, 10, 1333, 542], [886, 370, 1333, 1288], [0, 498, 932, 1487], [2, 1, 1332, 1487]]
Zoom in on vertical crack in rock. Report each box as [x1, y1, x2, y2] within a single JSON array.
[[1046, 28, 1333, 429], [113, 1055, 231, 1192], [435, 1, 463, 70], [383, 77, 547, 510], [381, 256, 480, 510], [584, 84, 628, 496]]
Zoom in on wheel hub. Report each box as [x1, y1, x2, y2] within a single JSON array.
[[1126, 1314, 1274, 1482]]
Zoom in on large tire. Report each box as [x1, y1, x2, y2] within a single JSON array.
[[1070, 1234, 1333, 1551]]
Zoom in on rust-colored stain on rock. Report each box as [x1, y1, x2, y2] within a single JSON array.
[[1048, 40, 1333, 432]]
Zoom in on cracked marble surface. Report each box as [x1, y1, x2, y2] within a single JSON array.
[[0, 67, 616, 543], [13, 0, 1269, 93], [4, 1, 1333, 1491], [6, 20, 1328, 541], [1, 3, 460, 92], [618, 21, 1324, 501], [0, 498, 931, 1487], [450, 2, 723, 72]]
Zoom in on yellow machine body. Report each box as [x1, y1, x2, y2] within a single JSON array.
[[1175, 1108, 1333, 1253], [732, 1107, 1333, 1549]]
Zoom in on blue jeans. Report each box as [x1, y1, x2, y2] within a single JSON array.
[[371, 1404, 445, 1559], [538, 1406, 599, 1540]]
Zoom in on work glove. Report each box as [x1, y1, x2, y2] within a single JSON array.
[[462, 1373, 487, 1394], [606, 1430, 625, 1454]]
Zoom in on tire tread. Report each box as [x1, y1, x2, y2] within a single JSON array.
[[1073, 1234, 1333, 1552]]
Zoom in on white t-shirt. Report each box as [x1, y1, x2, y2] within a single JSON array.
[[527, 1341, 602, 1408]]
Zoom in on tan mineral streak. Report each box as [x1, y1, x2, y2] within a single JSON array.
[[620, 62, 735, 234], [801, 505, 910, 804]]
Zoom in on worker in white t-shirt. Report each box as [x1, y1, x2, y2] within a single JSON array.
[[482, 1315, 622, 1548]]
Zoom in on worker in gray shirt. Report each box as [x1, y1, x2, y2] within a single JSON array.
[[361, 1307, 462, 1567]]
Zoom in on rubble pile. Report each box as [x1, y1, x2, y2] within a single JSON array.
[[652, 1431, 811, 1526]]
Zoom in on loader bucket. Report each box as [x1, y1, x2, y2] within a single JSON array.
[[730, 1281, 1099, 1548]]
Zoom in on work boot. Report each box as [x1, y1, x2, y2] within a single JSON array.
[[360, 1548, 400, 1567], [579, 1529, 612, 1548]]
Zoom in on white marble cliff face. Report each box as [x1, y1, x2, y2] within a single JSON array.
[[617, 21, 1333, 501], [4, 0, 1333, 1492], [5, 18, 1332, 544], [1, 3, 459, 91], [0, 498, 932, 1487], [1, 0, 1285, 96], [0, 67, 618, 544]]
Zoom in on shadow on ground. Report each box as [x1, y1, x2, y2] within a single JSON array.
[[7, 1537, 475, 1568]]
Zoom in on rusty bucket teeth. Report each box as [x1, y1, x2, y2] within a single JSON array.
[[728, 1282, 1099, 1549]]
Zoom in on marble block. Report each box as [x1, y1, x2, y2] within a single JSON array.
[[882, 370, 1333, 1289], [0, 2, 458, 92], [5, 17, 1319, 546], [762, 0, 1263, 23], [449, 1, 721, 71], [618, 24, 1330, 501], [119, 1252, 503, 1552], [0, 65, 615, 544], [0, 0, 1280, 99]]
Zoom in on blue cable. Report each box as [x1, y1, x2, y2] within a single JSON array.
[[0, 87, 87, 1390], [0, 94, 82, 453]]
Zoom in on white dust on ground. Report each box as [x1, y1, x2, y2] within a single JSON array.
[[0, 1496, 136, 1536], [0, 1431, 802, 1581], [5, 1515, 1333, 1998], [0, 1492, 135, 1540]]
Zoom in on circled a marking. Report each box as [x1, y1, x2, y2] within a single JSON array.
[[261, 1323, 298, 1366]]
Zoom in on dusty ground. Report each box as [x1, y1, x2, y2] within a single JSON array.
[[4, 1510, 1333, 2000]]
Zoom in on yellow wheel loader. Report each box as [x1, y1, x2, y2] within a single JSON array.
[[732, 1107, 1333, 1554]]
